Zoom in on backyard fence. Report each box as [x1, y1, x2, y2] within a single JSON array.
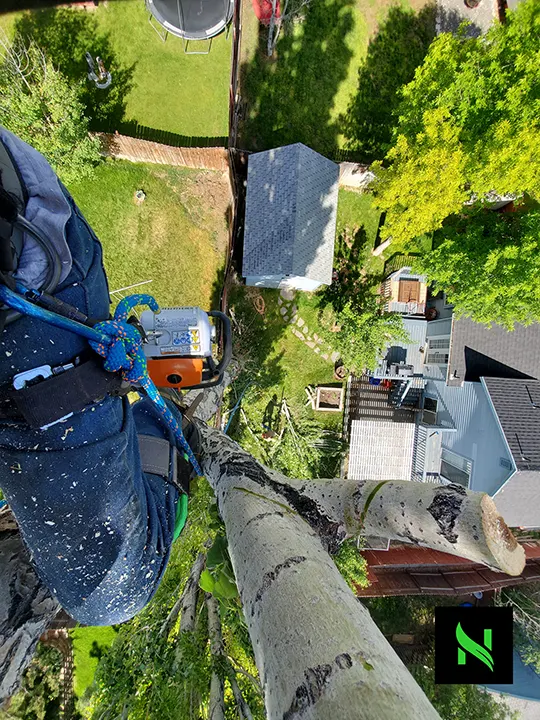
[[95, 132, 229, 172], [96, 120, 227, 150]]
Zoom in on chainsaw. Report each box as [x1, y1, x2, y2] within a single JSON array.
[[139, 307, 232, 390]]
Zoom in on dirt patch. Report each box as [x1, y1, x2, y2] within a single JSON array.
[[180, 171, 232, 254]]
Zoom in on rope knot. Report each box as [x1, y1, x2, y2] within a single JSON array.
[[89, 293, 159, 383]]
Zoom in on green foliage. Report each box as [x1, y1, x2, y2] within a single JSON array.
[[498, 582, 540, 675], [200, 534, 239, 602], [87, 478, 216, 719], [333, 540, 369, 590], [374, 0, 540, 247], [0, 39, 100, 185], [267, 407, 343, 479], [414, 208, 540, 328], [373, 108, 468, 248], [320, 297, 408, 373], [412, 661, 517, 720], [0, 644, 63, 720]]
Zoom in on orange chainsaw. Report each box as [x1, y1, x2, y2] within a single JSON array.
[[139, 307, 232, 390]]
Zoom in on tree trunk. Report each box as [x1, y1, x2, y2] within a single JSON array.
[[267, 0, 279, 56], [197, 425, 443, 720], [0, 508, 59, 703]]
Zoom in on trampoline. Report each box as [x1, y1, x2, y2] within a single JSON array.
[[146, 0, 234, 53]]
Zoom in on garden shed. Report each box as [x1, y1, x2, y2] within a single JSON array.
[[242, 143, 339, 291]]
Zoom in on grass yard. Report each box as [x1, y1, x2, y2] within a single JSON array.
[[226, 283, 342, 478], [296, 189, 384, 327], [71, 625, 118, 697], [69, 160, 229, 309], [0, 0, 231, 138], [238, 0, 435, 158]]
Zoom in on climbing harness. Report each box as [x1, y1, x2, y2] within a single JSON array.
[[0, 283, 203, 475]]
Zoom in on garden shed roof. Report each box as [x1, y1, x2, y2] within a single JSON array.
[[242, 143, 339, 284]]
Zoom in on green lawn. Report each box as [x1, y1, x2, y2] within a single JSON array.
[[69, 160, 228, 309], [238, 0, 434, 157], [71, 626, 118, 697], [0, 0, 231, 138], [226, 280, 343, 480]]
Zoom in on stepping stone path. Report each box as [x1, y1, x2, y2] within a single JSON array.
[[278, 288, 340, 366]]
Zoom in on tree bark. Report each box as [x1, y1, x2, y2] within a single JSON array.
[[0, 508, 59, 702], [267, 0, 279, 56], [197, 425, 442, 720], [280, 477, 525, 575], [206, 594, 226, 720], [161, 552, 206, 637]]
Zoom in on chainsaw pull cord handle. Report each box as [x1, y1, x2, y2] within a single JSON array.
[[0, 284, 203, 476]]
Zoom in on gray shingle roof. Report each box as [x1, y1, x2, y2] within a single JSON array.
[[483, 378, 540, 471], [447, 317, 540, 386], [484, 378, 540, 528], [242, 143, 339, 284]]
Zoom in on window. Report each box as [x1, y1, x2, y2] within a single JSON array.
[[426, 352, 449, 365], [500, 457, 512, 470], [440, 449, 472, 488], [425, 337, 450, 365], [423, 397, 438, 425], [428, 338, 450, 350]]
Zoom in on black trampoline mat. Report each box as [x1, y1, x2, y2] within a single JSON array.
[[149, 0, 233, 38]]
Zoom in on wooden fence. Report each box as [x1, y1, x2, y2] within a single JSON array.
[[95, 132, 229, 172]]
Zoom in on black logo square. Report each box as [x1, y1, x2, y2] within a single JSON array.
[[435, 606, 513, 684]]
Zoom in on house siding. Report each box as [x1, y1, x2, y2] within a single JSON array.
[[424, 379, 513, 495]]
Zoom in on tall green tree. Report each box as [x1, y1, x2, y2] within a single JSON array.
[[374, 0, 540, 247], [321, 296, 409, 372], [0, 38, 100, 186], [414, 208, 540, 329]]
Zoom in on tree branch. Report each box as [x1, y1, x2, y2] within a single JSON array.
[[282, 477, 525, 575], [161, 553, 205, 637], [206, 594, 226, 720], [0, 508, 59, 702], [198, 424, 442, 719]]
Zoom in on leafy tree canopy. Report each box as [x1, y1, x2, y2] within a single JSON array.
[[0, 38, 101, 186], [414, 208, 540, 329], [374, 0, 540, 246], [321, 296, 409, 373]]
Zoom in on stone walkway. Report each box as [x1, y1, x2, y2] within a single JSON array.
[[278, 288, 340, 365]]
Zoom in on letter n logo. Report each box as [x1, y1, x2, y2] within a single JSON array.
[[456, 622, 494, 671]]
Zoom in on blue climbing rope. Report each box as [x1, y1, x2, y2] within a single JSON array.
[[0, 285, 202, 476]]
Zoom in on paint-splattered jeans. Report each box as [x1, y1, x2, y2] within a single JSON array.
[[0, 188, 179, 625]]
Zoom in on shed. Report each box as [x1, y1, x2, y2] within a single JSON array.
[[242, 143, 339, 291]]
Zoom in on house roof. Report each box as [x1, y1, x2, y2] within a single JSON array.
[[242, 143, 339, 284], [447, 317, 540, 386], [483, 378, 540, 472], [484, 378, 540, 528], [348, 419, 416, 482]]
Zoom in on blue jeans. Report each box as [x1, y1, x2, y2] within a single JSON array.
[[0, 189, 179, 625]]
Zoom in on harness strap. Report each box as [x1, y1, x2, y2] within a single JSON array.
[[138, 433, 190, 540], [0, 356, 128, 428]]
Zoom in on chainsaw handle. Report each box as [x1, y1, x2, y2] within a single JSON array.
[[208, 311, 232, 378]]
